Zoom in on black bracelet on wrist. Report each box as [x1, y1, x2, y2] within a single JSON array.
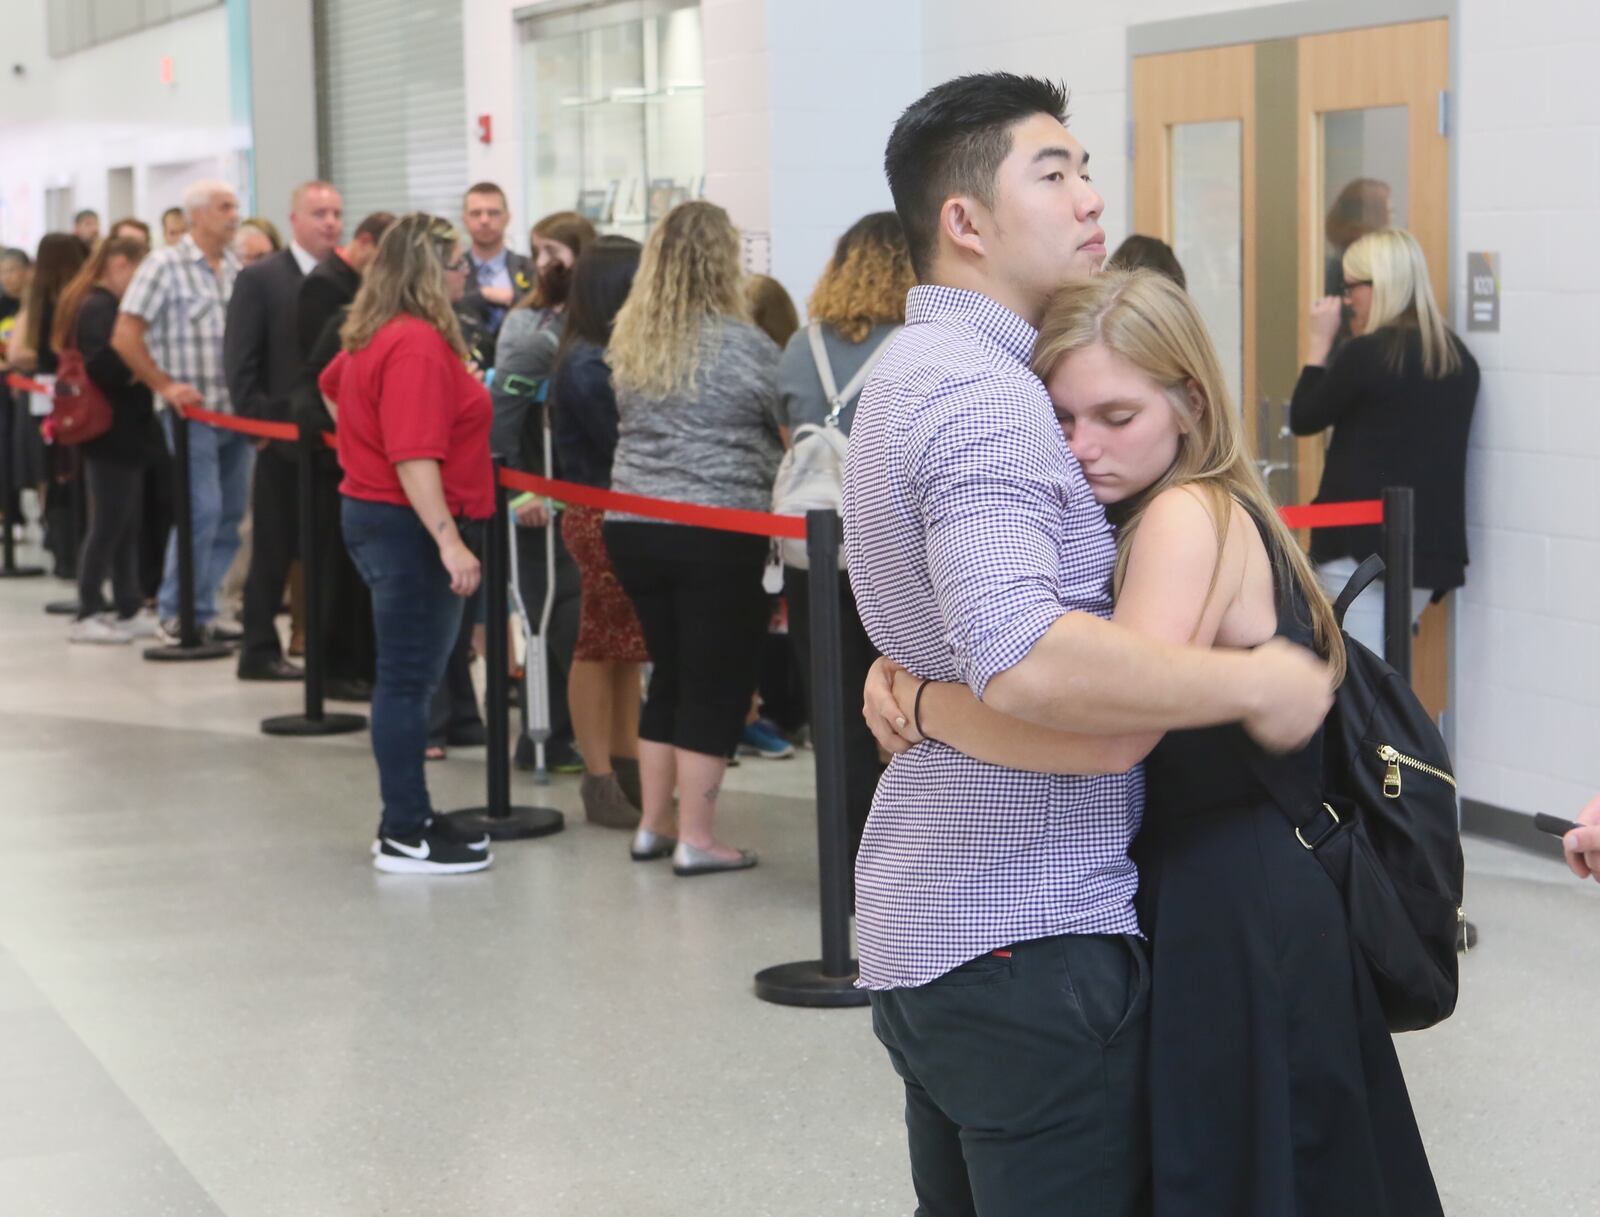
[[913, 678, 938, 745]]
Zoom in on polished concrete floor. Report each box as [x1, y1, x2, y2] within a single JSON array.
[[2, 552, 1597, 1216]]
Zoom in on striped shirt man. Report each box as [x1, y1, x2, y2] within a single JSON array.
[[119, 233, 241, 413], [842, 284, 1144, 991]]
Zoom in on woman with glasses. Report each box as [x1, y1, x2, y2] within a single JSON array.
[[320, 214, 494, 875], [1291, 227, 1479, 655]]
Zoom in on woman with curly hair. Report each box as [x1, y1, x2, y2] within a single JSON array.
[[604, 200, 784, 875], [778, 210, 915, 859]]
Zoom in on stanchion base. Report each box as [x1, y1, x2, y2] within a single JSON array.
[[0, 565, 46, 578], [261, 711, 368, 737], [143, 641, 234, 663], [437, 805, 565, 841], [753, 960, 870, 1008], [44, 598, 80, 616]]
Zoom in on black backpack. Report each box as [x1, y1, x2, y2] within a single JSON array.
[[1251, 556, 1465, 1033]]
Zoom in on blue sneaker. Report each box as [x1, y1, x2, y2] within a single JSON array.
[[738, 719, 795, 760]]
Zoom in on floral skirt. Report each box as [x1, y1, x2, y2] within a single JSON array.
[[561, 505, 650, 664]]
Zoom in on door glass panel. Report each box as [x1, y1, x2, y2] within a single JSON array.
[[1253, 104, 1410, 505], [1170, 120, 1244, 415], [1320, 105, 1409, 302]]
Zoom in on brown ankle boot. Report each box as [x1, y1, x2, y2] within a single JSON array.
[[582, 772, 642, 830], [611, 756, 642, 810]]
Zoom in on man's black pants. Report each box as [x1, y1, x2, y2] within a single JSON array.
[[870, 933, 1152, 1217], [239, 448, 298, 669]]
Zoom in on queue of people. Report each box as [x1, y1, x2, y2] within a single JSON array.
[[0, 125, 1496, 922]]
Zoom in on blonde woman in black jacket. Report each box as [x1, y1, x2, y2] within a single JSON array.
[[1291, 228, 1478, 654]]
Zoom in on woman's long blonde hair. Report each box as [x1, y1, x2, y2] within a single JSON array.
[[1343, 227, 1460, 379], [609, 201, 746, 398], [341, 213, 468, 358], [1034, 270, 1346, 683]]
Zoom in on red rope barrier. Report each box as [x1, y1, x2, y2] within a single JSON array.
[[498, 466, 807, 540], [5, 372, 51, 395], [176, 403, 299, 443], [147, 403, 1387, 539], [1277, 500, 1383, 529]]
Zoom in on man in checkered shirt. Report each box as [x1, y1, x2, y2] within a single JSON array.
[[113, 180, 250, 640], [843, 75, 1334, 1216]]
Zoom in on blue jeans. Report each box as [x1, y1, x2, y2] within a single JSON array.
[[157, 415, 254, 623], [341, 496, 466, 839]]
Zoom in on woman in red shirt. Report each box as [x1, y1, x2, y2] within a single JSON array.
[[320, 213, 494, 875]]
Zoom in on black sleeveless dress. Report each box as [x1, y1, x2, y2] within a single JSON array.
[[1135, 525, 1444, 1217]]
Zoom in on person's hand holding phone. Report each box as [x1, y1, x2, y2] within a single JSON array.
[[1562, 796, 1600, 882]]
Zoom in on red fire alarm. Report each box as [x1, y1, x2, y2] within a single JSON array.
[[159, 55, 174, 86], [477, 114, 492, 145]]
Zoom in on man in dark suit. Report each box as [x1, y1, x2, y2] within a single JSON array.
[[224, 180, 343, 680], [459, 182, 532, 368], [292, 210, 394, 701]]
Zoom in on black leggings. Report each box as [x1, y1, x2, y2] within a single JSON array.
[[604, 522, 768, 758], [77, 457, 146, 619]]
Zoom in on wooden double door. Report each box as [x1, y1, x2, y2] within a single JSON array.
[[1132, 19, 1452, 715]]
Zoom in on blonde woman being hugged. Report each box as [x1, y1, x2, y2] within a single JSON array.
[[865, 271, 1444, 1217], [604, 201, 784, 876], [1293, 228, 1478, 654], [320, 214, 494, 875]]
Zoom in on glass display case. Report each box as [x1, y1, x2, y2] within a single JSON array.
[[520, 0, 704, 239]]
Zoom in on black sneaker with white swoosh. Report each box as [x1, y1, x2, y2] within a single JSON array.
[[373, 829, 493, 875]]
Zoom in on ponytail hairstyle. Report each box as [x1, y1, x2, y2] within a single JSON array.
[[52, 236, 148, 350]]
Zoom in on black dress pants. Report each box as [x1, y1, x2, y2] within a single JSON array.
[[871, 934, 1152, 1217], [313, 463, 375, 683], [239, 447, 298, 669], [784, 564, 884, 862]]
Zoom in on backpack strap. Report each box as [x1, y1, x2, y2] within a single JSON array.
[[809, 322, 900, 426], [1334, 555, 1387, 627], [1245, 743, 1346, 852], [807, 322, 842, 415]]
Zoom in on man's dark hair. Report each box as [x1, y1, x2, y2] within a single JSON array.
[[74, 208, 98, 224], [353, 211, 397, 243], [110, 216, 151, 244], [1106, 235, 1186, 290], [884, 74, 1069, 278], [463, 181, 507, 208], [1, 247, 30, 267], [161, 206, 184, 223]]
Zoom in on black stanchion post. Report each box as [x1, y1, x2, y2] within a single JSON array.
[[0, 386, 45, 579], [755, 509, 869, 1008], [262, 424, 366, 736], [145, 408, 231, 662], [1381, 486, 1415, 681], [438, 462, 564, 841], [44, 452, 86, 614]]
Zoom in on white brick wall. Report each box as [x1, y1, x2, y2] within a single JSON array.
[[1454, 0, 1600, 819]]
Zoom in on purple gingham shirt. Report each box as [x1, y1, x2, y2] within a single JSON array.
[[842, 285, 1144, 990]]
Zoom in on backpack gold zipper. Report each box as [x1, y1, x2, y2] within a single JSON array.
[[1377, 744, 1457, 799]]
